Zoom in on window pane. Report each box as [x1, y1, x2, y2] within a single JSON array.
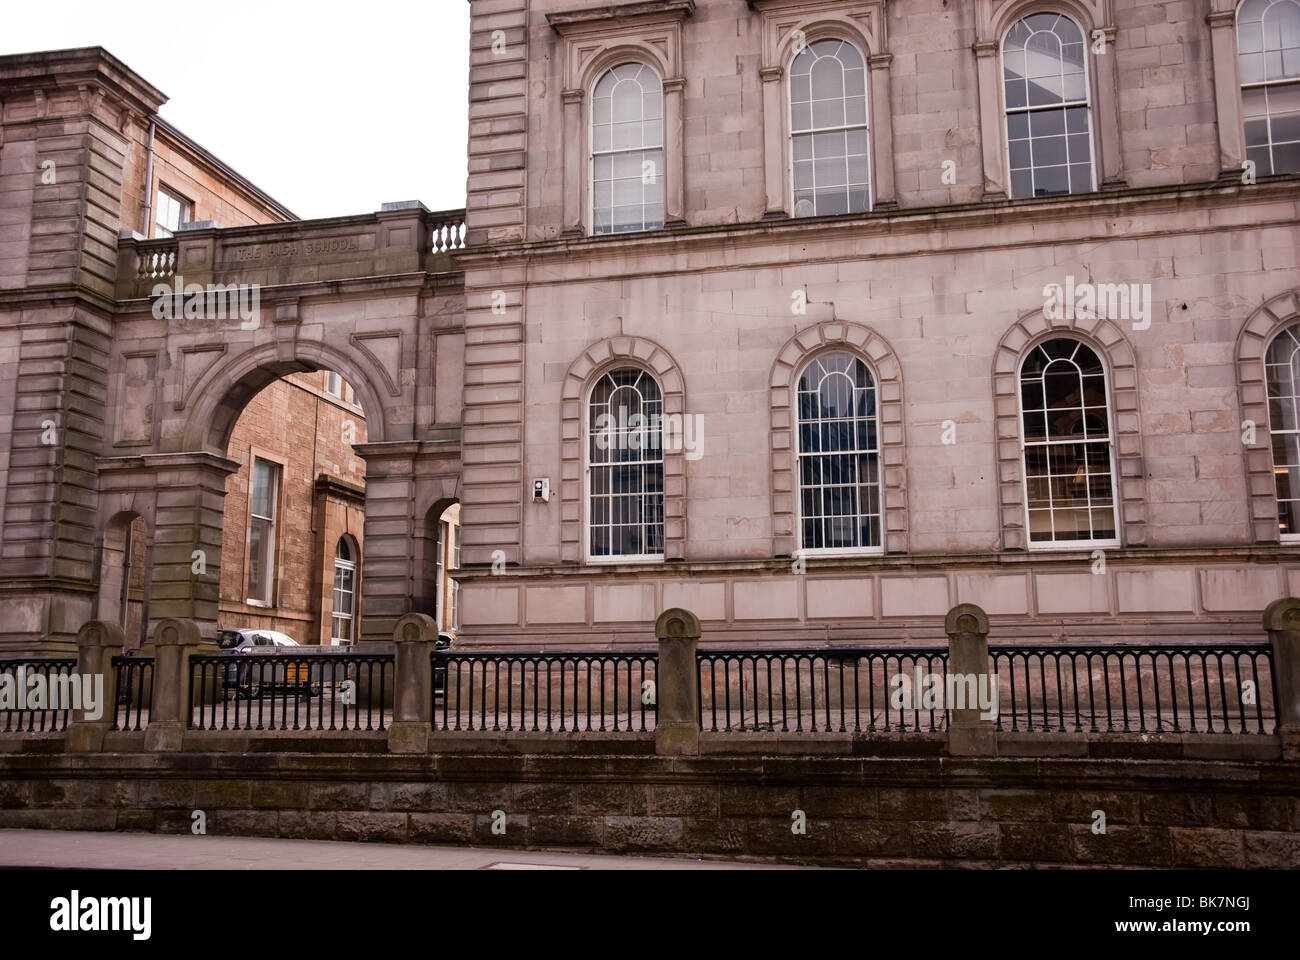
[[796, 352, 881, 551], [1019, 339, 1116, 543]]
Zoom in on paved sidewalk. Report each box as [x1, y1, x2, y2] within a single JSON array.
[[0, 829, 807, 870]]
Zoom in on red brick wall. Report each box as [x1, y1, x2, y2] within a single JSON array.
[[219, 372, 367, 644]]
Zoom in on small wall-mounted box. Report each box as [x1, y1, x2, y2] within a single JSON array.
[[532, 478, 550, 503]]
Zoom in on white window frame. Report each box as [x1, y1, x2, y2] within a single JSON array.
[[246, 457, 281, 606], [583, 368, 666, 565], [1263, 323, 1300, 541], [794, 351, 884, 558], [331, 536, 357, 645], [1237, 0, 1300, 177], [589, 62, 666, 237], [787, 37, 873, 218], [1017, 338, 1121, 551], [154, 185, 192, 239], [1000, 12, 1098, 200]]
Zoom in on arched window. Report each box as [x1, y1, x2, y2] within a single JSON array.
[[591, 63, 664, 234], [790, 39, 870, 217], [1239, 0, 1300, 176], [1265, 323, 1300, 535], [586, 368, 664, 560], [1019, 338, 1118, 545], [796, 351, 881, 553], [331, 536, 357, 644], [1002, 13, 1094, 198]]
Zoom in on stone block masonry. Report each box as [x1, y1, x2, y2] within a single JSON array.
[[0, 750, 1295, 867]]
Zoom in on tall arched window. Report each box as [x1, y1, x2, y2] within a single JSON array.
[[1239, 0, 1300, 176], [586, 368, 664, 560], [1002, 13, 1094, 198], [1019, 338, 1118, 545], [591, 63, 664, 234], [796, 351, 881, 553], [790, 39, 870, 217], [331, 536, 357, 644], [1265, 323, 1300, 536]]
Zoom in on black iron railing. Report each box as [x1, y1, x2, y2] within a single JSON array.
[[989, 642, 1276, 734], [112, 654, 154, 731], [189, 651, 393, 731], [0, 658, 79, 733], [697, 647, 950, 733], [434, 652, 657, 732]]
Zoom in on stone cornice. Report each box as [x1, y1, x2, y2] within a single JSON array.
[[0, 46, 166, 118], [454, 543, 1300, 582], [455, 176, 1300, 276], [547, 0, 695, 32]]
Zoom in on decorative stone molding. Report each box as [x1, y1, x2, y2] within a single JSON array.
[[991, 308, 1145, 551], [1235, 288, 1300, 544], [972, 0, 1123, 199], [550, 1, 694, 233], [750, 0, 896, 213], [769, 321, 908, 556], [180, 340, 390, 453], [1207, 0, 1246, 178], [559, 336, 688, 563]]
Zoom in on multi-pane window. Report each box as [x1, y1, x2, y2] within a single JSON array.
[[325, 371, 343, 398], [587, 368, 664, 560], [1019, 339, 1118, 545], [247, 458, 280, 604], [1003, 13, 1095, 198], [331, 537, 356, 644], [154, 186, 191, 238], [435, 519, 461, 633], [1239, 0, 1300, 176], [790, 39, 870, 217], [1265, 324, 1300, 535], [796, 352, 881, 553], [591, 63, 664, 234]]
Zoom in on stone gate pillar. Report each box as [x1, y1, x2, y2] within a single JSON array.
[[141, 453, 239, 641], [353, 440, 460, 646]]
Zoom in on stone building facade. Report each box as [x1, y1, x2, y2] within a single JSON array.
[[1, 0, 1299, 654], [452, 0, 1300, 647]]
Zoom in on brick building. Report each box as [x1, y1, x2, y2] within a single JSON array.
[[1, 0, 1299, 654], [217, 371, 368, 646]]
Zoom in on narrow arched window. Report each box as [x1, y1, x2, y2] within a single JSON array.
[[1019, 339, 1118, 545], [1003, 13, 1094, 198], [796, 352, 881, 553], [790, 39, 870, 217], [1265, 323, 1300, 535], [591, 63, 664, 234], [1239, 0, 1300, 176], [587, 368, 664, 560], [331, 536, 357, 644]]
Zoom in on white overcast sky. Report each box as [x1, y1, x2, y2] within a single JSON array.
[[2, 0, 471, 220]]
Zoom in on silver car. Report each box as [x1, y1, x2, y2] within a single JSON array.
[[217, 629, 323, 698]]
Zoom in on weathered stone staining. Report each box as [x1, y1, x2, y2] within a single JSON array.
[[0, 0, 1298, 657]]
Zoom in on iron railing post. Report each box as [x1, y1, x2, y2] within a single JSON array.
[[143, 618, 202, 751], [945, 603, 997, 756], [65, 621, 124, 752], [654, 608, 701, 756], [388, 613, 437, 754], [1263, 597, 1300, 760]]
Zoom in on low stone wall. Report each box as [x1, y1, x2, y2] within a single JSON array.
[[2, 748, 1296, 868]]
